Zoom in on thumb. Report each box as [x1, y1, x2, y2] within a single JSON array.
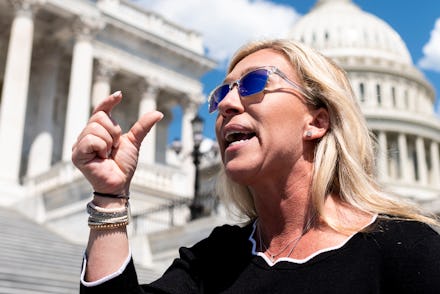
[[127, 111, 164, 148]]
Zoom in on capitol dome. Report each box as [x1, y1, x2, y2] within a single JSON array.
[[290, 0, 412, 67], [290, 0, 440, 211]]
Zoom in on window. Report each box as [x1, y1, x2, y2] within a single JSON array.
[[359, 83, 365, 103], [376, 84, 382, 105]]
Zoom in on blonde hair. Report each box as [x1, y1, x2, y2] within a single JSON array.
[[216, 39, 439, 228]]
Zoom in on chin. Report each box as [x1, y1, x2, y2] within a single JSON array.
[[224, 162, 257, 186]]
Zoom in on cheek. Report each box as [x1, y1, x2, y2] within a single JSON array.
[[214, 116, 226, 160], [261, 109, 307, 147], [214, 116, 222, 142]]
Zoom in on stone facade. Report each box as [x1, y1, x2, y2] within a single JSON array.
[[0, 0, 216, 250]]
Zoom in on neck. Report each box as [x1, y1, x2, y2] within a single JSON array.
[[255, 203, 317, 262], [249, 161, 314, 236]]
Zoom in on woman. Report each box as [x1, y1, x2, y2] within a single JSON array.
[[74, 39, 440, 293]]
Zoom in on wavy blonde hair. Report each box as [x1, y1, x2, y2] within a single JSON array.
[[216, 39, 439, 228]]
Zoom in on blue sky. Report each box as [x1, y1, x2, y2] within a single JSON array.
[[134, 0, 440, 142]]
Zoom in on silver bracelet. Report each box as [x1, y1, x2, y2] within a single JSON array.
[[86, 201, 130, 228]]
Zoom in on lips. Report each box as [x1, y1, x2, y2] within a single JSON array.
[[225, 131, 256, 146], [223, 126, 257, 148]]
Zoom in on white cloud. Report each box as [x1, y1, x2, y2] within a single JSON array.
[[419, 18, 440, 72], [132, 0, 301, 66]]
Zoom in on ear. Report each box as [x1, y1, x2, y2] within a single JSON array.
[[303, 107, 329, 140]]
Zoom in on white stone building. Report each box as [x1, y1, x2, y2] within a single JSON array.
[[290, 0, 440, 212], [0, 0, 439, 282], [0, 0, 216, 248]]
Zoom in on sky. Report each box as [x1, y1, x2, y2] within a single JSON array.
[[132, 0, 440, 142]]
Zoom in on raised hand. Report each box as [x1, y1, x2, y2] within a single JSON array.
[[72, 91, 163, 195]]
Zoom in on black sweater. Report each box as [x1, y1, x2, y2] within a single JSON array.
[[81, 218, 440, 293]]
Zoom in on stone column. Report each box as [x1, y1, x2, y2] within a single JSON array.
[[181, 101, 199, 196], [62, 16, 104, 161], [138, 79, 160, 164], [181, 101, 198, 157], [27, 41, 61, 177], [377, 131, 388, 181], [0, 0, 36, 183], [91, 60, 116, 108], [415, 137, 428, 185], [398, 133, 410, 182], [430, 141, 440, 187]]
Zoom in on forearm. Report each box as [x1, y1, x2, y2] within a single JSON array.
[[84, 196, 130, 282]]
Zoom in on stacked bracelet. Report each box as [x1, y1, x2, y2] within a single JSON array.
[[89, 221, 129, 230], [86, 198, 130, 230]]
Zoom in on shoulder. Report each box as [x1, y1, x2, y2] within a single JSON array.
[[189, 222, 253, 255], [368, 217, 440, 248], [366, 217, 440, 291]]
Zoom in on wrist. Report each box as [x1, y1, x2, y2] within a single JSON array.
[[91, 191, 129, 208], [92, 196, 127, 209]]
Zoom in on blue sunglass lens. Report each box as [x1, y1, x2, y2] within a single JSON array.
[[238, 69, 269, 97], [208, 68, 270, 113], [209, 84, 229, 113]]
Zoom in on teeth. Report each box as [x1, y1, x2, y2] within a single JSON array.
[[224, 130, 256, 147], [229, 139, 249, 146], [225, 131, 251, 143]]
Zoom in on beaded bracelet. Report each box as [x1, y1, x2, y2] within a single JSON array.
[[89, 221, 129, 230]]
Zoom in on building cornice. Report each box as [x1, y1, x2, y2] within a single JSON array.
[[365, 110, 440, 140], [42, 0, 216, 73], [344, 64, 436, 100]]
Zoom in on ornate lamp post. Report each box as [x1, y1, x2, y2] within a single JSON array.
[[189, 114, 204, 220]]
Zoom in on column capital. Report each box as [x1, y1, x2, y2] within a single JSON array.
[[186, 91, 205, 105], [7, 0, 45, 15], [95, 59, 117, 82], [72, 15, 105, 41], [138, 77, 161, 98], [182, 100, 199, 116]]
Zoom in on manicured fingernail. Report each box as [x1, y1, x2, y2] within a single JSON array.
[[112, 90, 122, 97]]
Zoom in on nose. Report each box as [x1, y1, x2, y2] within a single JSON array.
[[217, 84, 244, 116]]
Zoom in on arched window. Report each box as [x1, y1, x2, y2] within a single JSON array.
[[391, 86, 396, 107], [359, 82, 365, 103], [376, 84, 382, 105]]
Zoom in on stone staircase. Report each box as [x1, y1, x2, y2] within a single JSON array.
[[0, 207, 160, 293]]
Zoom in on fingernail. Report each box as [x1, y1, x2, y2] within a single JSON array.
[[112, 90, 122, 97]]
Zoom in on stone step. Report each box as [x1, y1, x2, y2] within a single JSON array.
[[0, 206, 160, 292]]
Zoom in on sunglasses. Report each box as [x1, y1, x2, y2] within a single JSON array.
[[208, 66, 305, 113]]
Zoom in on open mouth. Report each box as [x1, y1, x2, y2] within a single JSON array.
[[225, 131, 257, 147]]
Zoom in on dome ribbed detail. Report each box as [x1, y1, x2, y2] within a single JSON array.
[[289, 0, 412, 66]]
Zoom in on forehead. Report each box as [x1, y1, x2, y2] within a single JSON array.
[[227, 49, 292, 80]]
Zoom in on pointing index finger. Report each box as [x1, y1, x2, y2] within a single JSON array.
[[93, 91, 123, 115]]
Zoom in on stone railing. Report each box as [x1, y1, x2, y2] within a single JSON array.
[[133, 163, 190, 197], [23, 161, 190, 198], [22, 161, 83, 195]]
